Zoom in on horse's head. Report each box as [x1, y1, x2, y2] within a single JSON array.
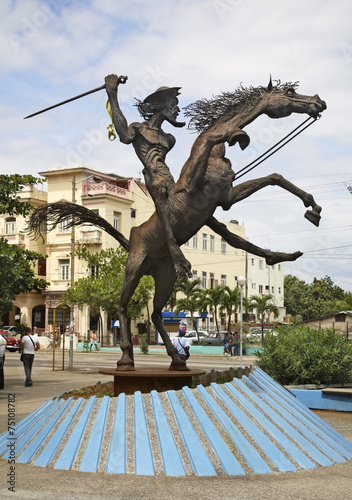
[[264, 79, 326, 120]]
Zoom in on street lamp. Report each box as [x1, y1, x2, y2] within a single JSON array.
[[237, 276, 246, 369]]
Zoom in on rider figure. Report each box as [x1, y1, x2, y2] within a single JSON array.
[[105, 74, 192, 278]]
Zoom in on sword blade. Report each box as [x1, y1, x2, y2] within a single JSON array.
[[24, 84, 106, 119]]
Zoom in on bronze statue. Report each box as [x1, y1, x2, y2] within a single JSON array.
[[28, 77, 326, 372]]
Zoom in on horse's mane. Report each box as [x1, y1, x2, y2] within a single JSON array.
[[184, 80, 299, 133]]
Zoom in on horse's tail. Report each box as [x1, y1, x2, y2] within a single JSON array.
[[26, 201, 130, 251]]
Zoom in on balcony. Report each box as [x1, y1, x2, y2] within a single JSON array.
[[82, 181, 129, 200], [79, 228, 102, 245], [4, 233, 26, 248]]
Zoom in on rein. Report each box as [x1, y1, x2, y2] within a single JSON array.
[[234, 116, 319, 181]]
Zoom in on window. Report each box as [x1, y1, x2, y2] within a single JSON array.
[[251, 283, 256, 290], [259, 285, 263, 294], [59, 218, 70, 232], [192, 270, 198, 279], [278, 264, 281, 271], [91, 265, 99, 277], [202, 233, 207, 251], [184, 240, 190, 247], [210, 235, 215, 252], [221, 274, 226, 286], [202, 271, 207, 289], [272, 286, 275, 293], [278, 287, 281, 294], [130, 208, 136, 219], [113, 211, 120, 231], [210, 272, 214, 289], [251, 258, 255, 265], [193, 233, 198, 249], [5, 217, 16, 234], [265, 285, 270, 292], [259, 260, 264, 269], [59, 259, 70, 280], [38, 257, 46, 276], [221, 238, 226, 254]]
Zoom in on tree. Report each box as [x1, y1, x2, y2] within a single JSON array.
[[248, 294, 279, 344], [174, 278, 202, 341], [0, 175, 48, 318], [284, 274, 345, 319], [60, 246, 154, 344], [199, 285, 226, 335], [220, 286, 240, 332], [256, 325, 352, 385]]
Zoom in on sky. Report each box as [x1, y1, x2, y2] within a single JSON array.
[[1, 0, 352, 292]]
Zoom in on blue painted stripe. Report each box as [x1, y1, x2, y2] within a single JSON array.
[[17, 398, 73, 464], [106, 393, 127, 474], [197, 385, 272, 474], [249, 373, 346, 463], [134, 391, 155, 476], [0, 399, 58, 456], [255, 368, 352, 456], [0, 399, 55, 450], [79, 396, 110, 472], [210, 382, 296, 472], [2, 399, 64, 461], [54, 396, 96, 470], [34, 398, 84, 467], [167, 390, 216, 476], [243, 376, 334, 467], [182, 386, 245, 476], [150, 391, 186, 476], [227, 380, 316, 470]]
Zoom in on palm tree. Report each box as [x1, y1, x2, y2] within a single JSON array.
[[200, 285, 226, 336], [174, 278, 202, 342], [248, 294, 279, 344], [220, 286, 240, 333], [165, 276, 187, 311]]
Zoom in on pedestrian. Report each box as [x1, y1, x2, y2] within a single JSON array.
[[90, 330, 99, 351], [0, 332, 6, 389], [229, 331, 234, 356], [172, 328, 190, 361], [47, 332, 53, 348], [222, 332, 231, 356], [233, 331, 240, 355], [19, 327, 40, 387]]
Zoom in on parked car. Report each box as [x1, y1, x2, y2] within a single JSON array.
[[245, 327, 278, 344], [0, 328, 21, 352], [200, 331, 228, 346], [184, 330, 209, 345]]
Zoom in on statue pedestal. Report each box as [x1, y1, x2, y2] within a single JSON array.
[[99, 367, 206, 396]]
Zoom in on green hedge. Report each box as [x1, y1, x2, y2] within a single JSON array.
[[255, 325, 352, 385]]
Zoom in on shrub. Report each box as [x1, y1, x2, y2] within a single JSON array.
[[140, 334, 149, 354], [256, 325, 352, 385]]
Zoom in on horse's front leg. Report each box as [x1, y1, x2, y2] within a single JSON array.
[[228, 173, 322, 226]]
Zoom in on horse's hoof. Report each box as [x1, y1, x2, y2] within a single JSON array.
[[169, 360, 190, 371], [305, 209, 321, 227], [116, 359, 135, 371]]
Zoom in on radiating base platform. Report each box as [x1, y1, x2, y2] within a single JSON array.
[[99, 367, 206, 396]]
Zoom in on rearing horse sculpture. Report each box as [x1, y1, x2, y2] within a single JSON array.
[[28, 78, 326, 372]]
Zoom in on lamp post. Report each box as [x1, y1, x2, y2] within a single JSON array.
[[237, 276, 246, 369]]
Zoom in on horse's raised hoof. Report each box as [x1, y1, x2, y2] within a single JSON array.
[[169, 359, 190, 371], [305, 209, 321, 227]]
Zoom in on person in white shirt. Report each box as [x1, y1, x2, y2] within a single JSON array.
[[0, 333, 6, 389], [19, 327, 40, 387], [172, 328, 190, 361]]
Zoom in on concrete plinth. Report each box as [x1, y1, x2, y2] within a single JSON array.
[[99, 367, 206, 396]]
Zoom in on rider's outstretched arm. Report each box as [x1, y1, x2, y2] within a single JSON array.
[[105, 74, 135, 144]]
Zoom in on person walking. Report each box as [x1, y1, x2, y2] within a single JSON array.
[[19, 327, 40, 387], [0, 332, 6, 389], [90, 330, 99, 351]]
